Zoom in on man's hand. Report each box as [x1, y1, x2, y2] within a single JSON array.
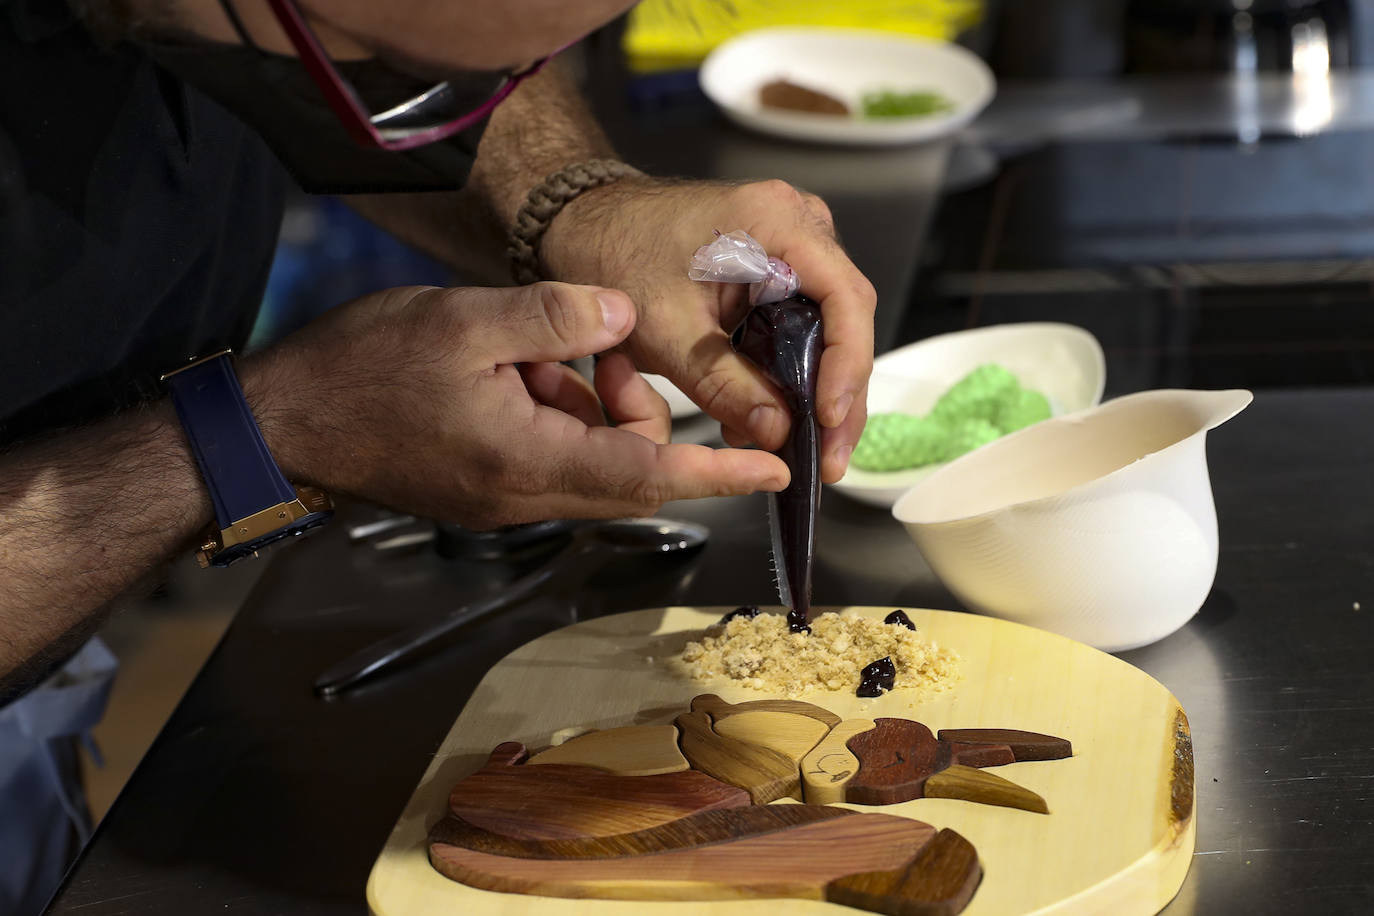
[[346, 61, 874, 483], [246, 281, 789, 529], [540, 177, 876, 484]]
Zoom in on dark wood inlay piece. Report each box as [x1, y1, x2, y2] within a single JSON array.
[[430, 804, 854, 860], [845, 718, 940, 806], [826, 828, 982, 916], [936, 729, 1072, 762], [448, 742, 749, 840]]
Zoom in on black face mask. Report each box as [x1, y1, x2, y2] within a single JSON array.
[[140, 39, 501, 194]]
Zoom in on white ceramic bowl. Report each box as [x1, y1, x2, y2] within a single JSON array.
[[893, 388, 1253, 652], [699, 28, 995, 146], [641, 373, 702, 419], [833, 323, 1106, 508]]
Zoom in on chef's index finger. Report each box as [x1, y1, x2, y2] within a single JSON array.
[[528, 407, 789, 512]]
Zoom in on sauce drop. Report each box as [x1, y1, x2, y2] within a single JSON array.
[[884, 609, 917, 631], [856, 656, 896, 698], [719, 605, 761, 624]]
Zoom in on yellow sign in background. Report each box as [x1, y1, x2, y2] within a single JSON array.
[[624, 0, 984, 72]]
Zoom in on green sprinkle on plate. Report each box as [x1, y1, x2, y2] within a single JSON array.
[[860, 89, 954, 120]]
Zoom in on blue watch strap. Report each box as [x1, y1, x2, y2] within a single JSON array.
[[162, 351, 297, 530]]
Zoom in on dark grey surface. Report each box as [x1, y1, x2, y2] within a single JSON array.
[[44, 388, 1374, 914]]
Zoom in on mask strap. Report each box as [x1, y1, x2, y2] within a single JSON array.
[[216, 0, 265, 54]]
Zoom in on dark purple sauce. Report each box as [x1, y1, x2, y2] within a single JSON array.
[[884, 609, 917, 631], [731, 296, 824, 633], [719, 605, 761, 624], [856, 656, 896, 698]]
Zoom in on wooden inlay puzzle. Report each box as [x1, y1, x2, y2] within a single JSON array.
[[427, 693, 1073, 916]]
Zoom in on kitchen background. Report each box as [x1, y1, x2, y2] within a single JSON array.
[[88, 0, 1374, 817]]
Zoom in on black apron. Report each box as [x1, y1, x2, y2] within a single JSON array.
[[0, 0, 287, 446]]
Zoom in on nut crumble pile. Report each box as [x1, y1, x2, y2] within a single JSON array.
[[679, 609, 959, 697]]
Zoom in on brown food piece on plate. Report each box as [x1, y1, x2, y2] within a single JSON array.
[[760, 79, 850, 116]]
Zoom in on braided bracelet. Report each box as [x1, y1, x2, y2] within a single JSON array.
[[507, 158, 643, 285]]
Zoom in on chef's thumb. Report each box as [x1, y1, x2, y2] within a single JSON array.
[[471, 282, 636, 365]]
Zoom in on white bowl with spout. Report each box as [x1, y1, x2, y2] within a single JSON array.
[[892, 389, 1253, 652]]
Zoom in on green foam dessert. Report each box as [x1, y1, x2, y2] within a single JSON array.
[[938, 417, 1003, 461], [850, 363, 1052, 473], [929, 363, 1020, 426], [851, 413, 951, 472], [993, 386, 1052, 433]]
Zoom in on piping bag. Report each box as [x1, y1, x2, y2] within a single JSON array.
[[689, 230, 823, 633]]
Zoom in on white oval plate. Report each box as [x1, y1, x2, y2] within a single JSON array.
[[699, 27, 995, 147], [832, 323, 1107, 508]]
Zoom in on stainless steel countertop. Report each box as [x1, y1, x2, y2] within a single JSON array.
[[969, 72, 1374, 147], [40, 34, 1374, 911], [44, 387, 1374, 914]]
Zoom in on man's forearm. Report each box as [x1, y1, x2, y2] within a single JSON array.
[[0, 401, 213, 697], [344, 56, 618, 283]]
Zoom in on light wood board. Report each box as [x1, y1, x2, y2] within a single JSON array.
[[368, 606, 1195, 916]]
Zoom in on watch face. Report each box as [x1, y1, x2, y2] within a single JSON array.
[[211, 511, 334, 567]]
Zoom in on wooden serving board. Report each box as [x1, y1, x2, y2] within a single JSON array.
[[368, 607, 1195, 916]]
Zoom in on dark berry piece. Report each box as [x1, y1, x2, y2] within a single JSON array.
[[856, 656, 897, 697], [884, 609, 917, 631]]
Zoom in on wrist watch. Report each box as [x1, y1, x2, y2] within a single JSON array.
[[161, 350, 334, 567]]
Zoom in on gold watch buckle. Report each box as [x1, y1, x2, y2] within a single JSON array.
[[196, 485, 334, 567]]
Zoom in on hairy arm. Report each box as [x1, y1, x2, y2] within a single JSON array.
[[348, 51, 875, 478], [343, 56, 614, 283], [0, 279, 786, 699], [0, 407, 212, 700], [0, 362, 305, 699]]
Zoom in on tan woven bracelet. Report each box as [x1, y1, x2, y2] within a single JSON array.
[[507, 159, 643, 285]]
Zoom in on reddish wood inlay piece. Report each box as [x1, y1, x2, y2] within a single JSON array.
[[827, 828, 983, 916], [845, 718, 941, 806], [429, 812, 939, 907], [430, 804, 855, 860], [940, 743, 1017, 770], [448, 742, 749, 840], [936, 729, 1072, 762]]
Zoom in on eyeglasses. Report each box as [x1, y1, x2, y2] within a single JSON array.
[[222, 0, 552, 151]]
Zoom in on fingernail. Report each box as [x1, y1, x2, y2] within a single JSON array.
[[833, 444, 853, 471], [597, 290, 633, 336], [763, 476, 788, 492], [831, 392, 855, 425]]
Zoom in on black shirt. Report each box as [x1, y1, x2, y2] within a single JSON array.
[[0, 0, 287, 446]]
